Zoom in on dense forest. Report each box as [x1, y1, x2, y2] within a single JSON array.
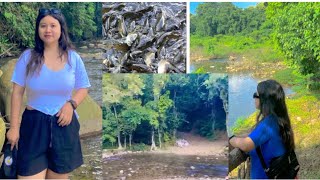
[[102, 74, 228, 150], [0, 2, 101, 57], [191, 2, 320, 90]]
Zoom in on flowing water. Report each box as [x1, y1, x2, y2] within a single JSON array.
[[103, 153, 228, 179], [190, 59, 294, 134]]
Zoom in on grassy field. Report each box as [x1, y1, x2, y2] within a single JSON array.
[[190, 34, 283, 63]]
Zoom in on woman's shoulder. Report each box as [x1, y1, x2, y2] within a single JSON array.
[[17, 49, 32, 63], [68, 49, 81, 59], [21, 48, 32, 57], [262, 115, 279, 129]]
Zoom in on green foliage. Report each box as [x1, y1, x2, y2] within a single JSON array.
[[190, 34, 281, 62], [191, 2, 267, 36], [266, 2, 320, 83], [194, 67, 206, 74], [103, 74, 228, 149], [0, 2, 100, 56], [131, 143, 148, 151]]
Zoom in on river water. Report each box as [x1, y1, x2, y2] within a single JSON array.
[[103, 153, 228, 179], [190, 59, 294, 134], [71, 135, 103, 180]]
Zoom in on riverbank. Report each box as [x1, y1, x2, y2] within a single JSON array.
[[103, 132, 228, 180]]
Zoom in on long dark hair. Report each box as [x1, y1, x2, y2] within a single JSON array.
[[26, 8, 73, 76], [256, 79, 295, 151]]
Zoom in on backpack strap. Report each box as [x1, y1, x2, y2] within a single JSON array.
[[256, 146, 269, 173]]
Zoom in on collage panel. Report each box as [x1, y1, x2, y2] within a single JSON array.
[[0, 1, 319, 180], [0, 2, 103, 179], [190, 2, 320, 179], [102, 2, 186, 73], [102, 74, 228, 179]]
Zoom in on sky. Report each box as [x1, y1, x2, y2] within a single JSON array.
[[190, 2, 258, 14]]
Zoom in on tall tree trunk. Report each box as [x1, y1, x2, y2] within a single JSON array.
[[173, 90, 177, 139], [211, 108, 216, 137], [129, 133, 132, 148], [150, 128, 157, 150], [124, 135, 127, 149], [113, 105, 122, 149], [158, 128, 162, 148]]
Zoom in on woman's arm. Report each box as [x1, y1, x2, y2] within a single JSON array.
[[56, 88, 88, 126], [229, 136, 255, 152], [7, 83, 25, 150]]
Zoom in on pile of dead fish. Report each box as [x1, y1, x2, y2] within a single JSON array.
[[102, 2, 186, 73]]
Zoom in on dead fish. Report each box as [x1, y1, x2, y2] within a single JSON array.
[[129, 21, 136, 32], [156, 12, 165, 32], [110, 17, 117, 28], [125, 33, 138, 46], [103, 59, 112, 67], [157, 59, 171, 73], [130, 50, 143, 59], [147, 27, 154, 37], [105, 17, 110, 31], [142, 18, 149, 34], [156, 31, 180, 47], [130, 64, 153, 73], [119, 52, 129, 66], [118, 15, 127, 37], [136, 35, 155, 49], [144, 52, 155, 66]]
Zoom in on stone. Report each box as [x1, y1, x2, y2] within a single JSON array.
[[120, 170, 124, 174], [0, 117, 5, 151], [190, 166, 195, 170]]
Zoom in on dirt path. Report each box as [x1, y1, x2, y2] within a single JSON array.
[[158, 132, 228, 156]]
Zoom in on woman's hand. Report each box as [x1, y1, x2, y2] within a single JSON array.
[[56, 102, 74, 127], [7, 127, 20, 150]]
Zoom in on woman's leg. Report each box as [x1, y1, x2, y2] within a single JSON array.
[[18, 169, 47, 179], [46, 169, 68, 179]]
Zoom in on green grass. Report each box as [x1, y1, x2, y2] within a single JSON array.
[[190, 34, 283, 63]]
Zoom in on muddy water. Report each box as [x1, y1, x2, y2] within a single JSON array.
[[103, 153, 228, 179], [71, 135, 103, 180]]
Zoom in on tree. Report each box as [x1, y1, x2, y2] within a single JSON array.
[[266, 2, 320, 88], [102, 74, 144, 149]]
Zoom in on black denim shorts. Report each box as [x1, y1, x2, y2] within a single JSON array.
[[17, 109, 83, 176]]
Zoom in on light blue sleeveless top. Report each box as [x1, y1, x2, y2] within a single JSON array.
[[11, 49, 91, 116]]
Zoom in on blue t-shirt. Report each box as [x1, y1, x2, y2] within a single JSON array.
[[248, 115, 286, 179], [11, 49, 91, 116]]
